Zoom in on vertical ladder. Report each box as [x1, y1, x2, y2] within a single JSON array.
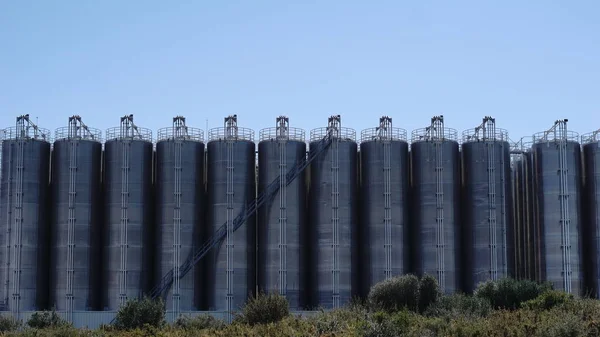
[[3, 141, 13, 309], [434, 139, 445, 292], [500, 141, 508, 277], [225, 139, 234, 322], [172, 138, 183, 319], [557, 124, 572, 293], [487, 140, 498, 281], [11, 136, 24, 316], [331, 135, 340, 309], [383, 136, 392, 280], [278, 137, 288, 296], [119, 140, 130, 306], [66, 138, 78, 322]]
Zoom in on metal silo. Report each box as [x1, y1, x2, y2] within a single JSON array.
[[0, 115, 51, 314], [531, 119, 584, 294], [205, 115, 256, 315], [155, 116, 205, 316], [50, 116, 102, 318], [410, 115, 461, 294], [461, 117, 514, 292], [257, 116, 307, 310], [102, 115, 153, 310], [309, 115, 358, 309], [581, 130, 600, 297], [359, 116, 409, 297]]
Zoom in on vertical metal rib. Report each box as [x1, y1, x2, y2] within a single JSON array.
[[172, 138, 183, 319], [500, 141, 508, 277], [383, 137, 392, 280], [119, 140, 130, 306], [3, 141, 13, 310], [66, 137, 78, 322], [486, 129, 498, 281], [557, 122, 572, 293], [434, 139, 445, 291], [278, 138, 287, 296], [11, 136, 24, 316], [225, 139, 234, 322], [331, 137, 340, 309]]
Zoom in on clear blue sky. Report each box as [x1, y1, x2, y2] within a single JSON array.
[[1, 0, 598, 145]]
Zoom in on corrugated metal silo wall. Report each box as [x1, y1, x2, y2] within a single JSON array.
[[531, 140, 585, 294], [461, 141, 514, 293], [155, 140, 205, 310], [583, 142, 600, 297], [205, 140, 256, 311], [102, 139, 153, 310], [0, 139, 51, 310], [308, 139, 358, 308], [359, 140, 409, 296], [257, 140, 307, 309], [511, 155, 536, 281], [50, 139, 102, 310], [410, 140, 461, 294]]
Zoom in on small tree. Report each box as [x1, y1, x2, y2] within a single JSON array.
[[236, 291, 290, 326], [27, 310, 71, 329], [368, 274, 420, 313], [113, 297, 166, 330], [0, 316, 21, 332], [418, 274, 440, 313]]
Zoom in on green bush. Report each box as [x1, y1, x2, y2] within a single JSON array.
[[236, 291, 290, 326], [418, 274, 440, 313], [174, 314, 226, 330], [0, 315, 21, 332], [26, 310, 71, 329], [368, 274, 420, 312], [522, 290, 574, 311], [474, 277, 552, 310], [425, 293, 492, 319], [112, 297, 166, 330]]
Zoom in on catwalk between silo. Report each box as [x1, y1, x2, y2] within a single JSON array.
[[102, 115, 154, 310], [155, 117, 205, 312], [359, 117, 409, 297], [530, 120, 584, 295], [205, 115, 256, 312], [308, 115, 358, 309], [410, 116, 461, 295], [257, 117, 307, 310], [461, 117, 514, 293], [49, 116, 102, 312], [0, 115, 51, 312]]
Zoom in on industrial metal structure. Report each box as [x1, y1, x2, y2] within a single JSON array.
[[50, 116, 102, 319], [359, 116, 409, 296], [410, 115, 461, 294], [309, 115, 358, 309], [257, 117, 307, 309], [581, 130, 600, 297], [530, 119, 584, 294], [0, 115, 51, 315], [155, 116, 205, 316], [102, 115, 154, 310], [205, 115, 256, 313], [461, 116, 514, 292], [510, 138, 536, 281]]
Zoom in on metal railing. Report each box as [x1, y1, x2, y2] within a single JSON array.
[[208, 127, 254, 142], [310, 127, 355, 142], [360, 126, 407, 143], [462, 127, 509, 143], [532, 130, 579, 144], [1, 126, 51, 142], [411, 126, 457, 143], [54, 126, 103, 142], [105, 126, 152, 142], [581, 130, 600, 145], [259, 126, 305, 142], [157, 126, 204, 142]]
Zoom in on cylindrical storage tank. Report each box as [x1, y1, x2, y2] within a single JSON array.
[[461, 123, 514, 293], [531, 124, 584, 294], [410, 117, 461, 294], [205, 117, 256, 312], [49, 121, 102, 311], [581, 131, 600, 297], [155, 120, 205, 311], [0, 122, 51, 311], [257, 119, 307, 309], [308, 116, 358, 309], [359, 119, 409, 297], [102, 118, 154, 310]]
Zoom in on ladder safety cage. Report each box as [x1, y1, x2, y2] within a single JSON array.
[[329, 115, 341, 309], [147, 119, 335, 301]]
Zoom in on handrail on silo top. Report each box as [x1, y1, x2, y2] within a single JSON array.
[[462, 116, 509, 143], [581, 129, 600, 145], [411, 115, 457, 143], [259, 116, 306, 142], [360, 116, 407, 143], [157, 116, 204, 142]]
